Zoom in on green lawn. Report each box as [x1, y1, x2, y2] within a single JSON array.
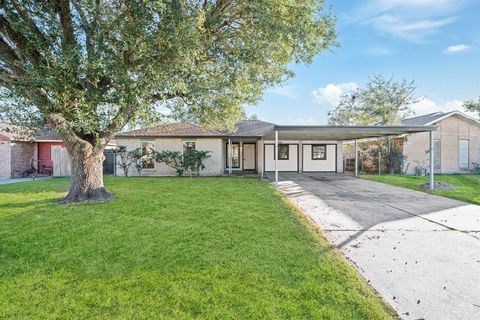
[[362, 174, 480, 205], [0, 177, 395, 319]]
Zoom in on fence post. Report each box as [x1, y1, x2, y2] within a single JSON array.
[[378, 150, 381, 175]]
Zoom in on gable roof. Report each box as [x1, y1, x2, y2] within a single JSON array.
[[402, 110, 480, 127], [116, 122, 225, 138], [402, 112, 446, 125]]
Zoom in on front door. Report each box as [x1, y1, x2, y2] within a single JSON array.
[[243, 143, 256, 170]]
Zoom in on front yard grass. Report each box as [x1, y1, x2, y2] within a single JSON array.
[[362, 174, 480, 205], [0, 177, 395, 319]]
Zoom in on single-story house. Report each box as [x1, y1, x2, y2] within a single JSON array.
[[115, 121, 436, 182], [0, 123, 64, 177], [401, 111, 480, 174]]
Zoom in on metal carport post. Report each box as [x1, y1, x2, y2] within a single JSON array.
[[274, 130, 278, 189], [429, 130, 434, 190]]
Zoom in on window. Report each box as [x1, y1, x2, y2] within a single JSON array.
[[142, 142, 155, 169], [459, 139, 469, 170], [312, 144, 326, 160], [434, 139, 441, 170], [183, 141, 196, 154], [277, 144, 289, 160]]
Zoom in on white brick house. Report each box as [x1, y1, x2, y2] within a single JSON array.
[[115, 121, 434, 177]]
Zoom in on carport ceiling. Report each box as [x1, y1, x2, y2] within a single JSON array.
[[261, 125, 437, 140]]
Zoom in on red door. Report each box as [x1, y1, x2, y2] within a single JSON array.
[[37, 142, 64, 174]]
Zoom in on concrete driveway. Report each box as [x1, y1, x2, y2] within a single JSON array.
[[275, 173, 480, 320]]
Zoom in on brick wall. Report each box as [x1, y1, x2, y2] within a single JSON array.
[[10, 142, 36, 177], [115, 138, 224, 176], [403, 115, 480, 174]]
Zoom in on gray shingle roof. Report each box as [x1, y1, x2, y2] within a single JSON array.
[[117, 120, 276, 138], [401, 112, 450, 125], [230, 120, 275, 137], [117, 122, 225, 137], [0, 123, 61, 141]]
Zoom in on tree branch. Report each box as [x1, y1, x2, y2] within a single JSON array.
[[0, 16, 42, 65], [0, 35, 25, 76], [71, 0, 93, 54], [11, 0, 48, 45], [55, 0, 76, 47]]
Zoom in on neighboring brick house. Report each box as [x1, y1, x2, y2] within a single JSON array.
[[0, 123, 64, 177], [401, 111, 480, 174]]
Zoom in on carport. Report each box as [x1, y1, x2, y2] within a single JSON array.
[[260, 125, 437, 189]]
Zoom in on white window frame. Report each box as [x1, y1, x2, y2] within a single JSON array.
[[141, 141, 156, 170], [183, 141, 196, 155]]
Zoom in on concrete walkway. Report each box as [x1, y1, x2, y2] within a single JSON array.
[[274, 173, 480, 320], [0, 177, 51, 185]]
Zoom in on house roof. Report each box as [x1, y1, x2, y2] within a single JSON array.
[[0, 123, 62, 142], [116, 122, 225, 138], [402, 112, 446, 125], [230, 120, 275, 137], [116, 120, 435, 140], [264, 125, 436, 141], [402, 110, 480, 127]]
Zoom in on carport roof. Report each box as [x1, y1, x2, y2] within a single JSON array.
[[260, 125, 437, 140]]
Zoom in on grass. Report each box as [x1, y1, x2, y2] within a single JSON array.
[[362, 174, 480, 205], [0, 177, 395, 319]]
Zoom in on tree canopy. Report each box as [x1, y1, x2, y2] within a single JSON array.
[[0, 0, 336, 134], [0, 0, 336, 202], [464, 98, 480, 119], [328, 75, 418, 126]]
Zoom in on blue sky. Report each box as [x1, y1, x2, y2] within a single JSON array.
[[245, 0, 480, 125]]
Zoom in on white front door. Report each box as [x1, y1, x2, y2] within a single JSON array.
[[243, 143, 256, 170]]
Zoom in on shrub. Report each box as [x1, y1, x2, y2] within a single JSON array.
[[155, 150, 211, 176]]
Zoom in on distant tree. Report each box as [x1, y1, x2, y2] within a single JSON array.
[[247, 114, 259, 120], [328, 75, 419, 125], [0, 0, 336, 203], [464, 98, 480, 119]]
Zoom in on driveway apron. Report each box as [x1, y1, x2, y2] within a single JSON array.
[[275, 173, 480, 320]]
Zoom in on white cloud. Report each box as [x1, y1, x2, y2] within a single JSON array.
[[411, 98, 475, 116], [445, 44, 470, 52], [361, 0, 465, 42], [369, 0, 456, 12], [368, 14, 457, 42], [311, 82, 358, 107]]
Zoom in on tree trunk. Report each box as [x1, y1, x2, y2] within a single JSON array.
[[60, 142, 114, 204]]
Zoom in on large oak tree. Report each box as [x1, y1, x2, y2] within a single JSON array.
[[0, 0, 335, 203]]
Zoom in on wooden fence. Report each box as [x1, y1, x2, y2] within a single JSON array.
[[52, 147, 116, 177], [52, 146, 71, 177]]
